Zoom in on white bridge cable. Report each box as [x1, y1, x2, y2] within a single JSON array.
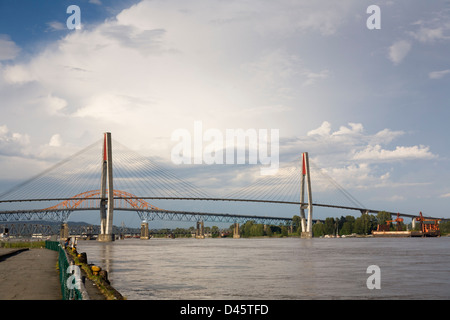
[[0, 134, 368, 215], [223, 157, 302, 202], [0, 140, 103, 203], [308, 159, 367, 210], [111, 140, 212, 199]]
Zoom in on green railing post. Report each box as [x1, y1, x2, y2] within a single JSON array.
[[45, 240, 84, 300]]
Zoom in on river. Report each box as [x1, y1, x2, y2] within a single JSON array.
[[76, 236, 450, 300]]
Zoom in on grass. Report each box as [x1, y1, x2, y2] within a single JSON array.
[[0, 240, 46, 249], [66, 248, 125, 300]]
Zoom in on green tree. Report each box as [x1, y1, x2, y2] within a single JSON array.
[[340, 221, 353, 235], [312, 221, 324, 237], [439, 221, 450, 235], [211, 226, 220, 238], [280, 226, 288, 237], [250, 224, 264, 237], [241, 220, 255, 238], [354, 214, 377, 234], [377, 211, 392, 226], [292, 215, 302, 233], [324, 217, 336, 235], [339, 215, 355, 235]]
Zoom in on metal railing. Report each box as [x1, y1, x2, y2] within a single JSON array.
[[45, 240, 88, 300]]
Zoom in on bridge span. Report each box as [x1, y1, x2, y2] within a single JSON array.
[[0, 132, 447, 240]]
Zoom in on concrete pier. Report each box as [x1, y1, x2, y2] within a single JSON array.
[[60, 223, 69, 240], [233, 222, 240, 239], [140, 222, 150, 240], [196, 221, 205, 239], [301, 231, 312, 239]]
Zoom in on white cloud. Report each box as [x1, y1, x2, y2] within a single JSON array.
[[281, 121, 437, 194], [3, 64, 36, 84], [440, 193, 450, 198], [41, 94, 68, 116], [0, 125, 31, 157], [386, 195, 405, 202], [302, 69, 330, 86], [48, 134, 63, 147], [429, 69, 450, 79], [304, 122, 437, 164], [0, 0, 446, 212], [388, 40, 411, 65], [307, 121, 331, 137], [412, 27, 447, 43], [370, 128, 405, 145], [46, 21, 66, 32], [0, 35, 20, 61], [409, 17, 450, 43], [0, 0, 353, 149], [352, 144, 436, 162]]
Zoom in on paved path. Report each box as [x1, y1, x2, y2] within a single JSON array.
[[0, 248, 62, 300]]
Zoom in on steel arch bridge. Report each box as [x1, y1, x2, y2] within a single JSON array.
[[0, 189, 297, 226]]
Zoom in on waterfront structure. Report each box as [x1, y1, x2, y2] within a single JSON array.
[[0, 133, 447, 239]]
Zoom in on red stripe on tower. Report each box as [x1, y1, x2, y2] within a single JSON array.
[[302, 153, 306, 175]]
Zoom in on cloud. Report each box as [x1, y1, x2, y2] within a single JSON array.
[[0, 0, 446, 211], [2, 64, 36, 84], [440, 193, 450, 198], [280, 121, 437, 193], [352, 144, 436, 162], [302, 69, 330, 86], [89, 0, 102, 5], [307, 121, 331, 137], [412, 27, 448, 42], [0, 125, 31, 157], [298, 121, 435, 164], [46, 21, 66, 32], [409, 16, 450, 43], [429, 69, 450, 79], [48, 134, 63, 147], [0, 0, 353, 150], [388, 40, 412, 65], [0, 35, 21, 61], [369, 128, 405, 145]]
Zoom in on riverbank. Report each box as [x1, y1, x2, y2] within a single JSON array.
[[0, 247, 61, 300], [0, 240, 123, 300]]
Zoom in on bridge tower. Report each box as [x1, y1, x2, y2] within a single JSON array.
[[300, 152, 313, 238], [98, 132, 115, 242]]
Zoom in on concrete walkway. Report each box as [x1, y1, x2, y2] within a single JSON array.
[[0, 248, 62, 300]]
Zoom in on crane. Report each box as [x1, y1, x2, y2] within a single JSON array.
[[386, 212, 404, 231], [416, 212, 441, 237]]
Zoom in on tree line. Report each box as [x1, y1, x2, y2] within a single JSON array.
[[147, 211, 450, 238]]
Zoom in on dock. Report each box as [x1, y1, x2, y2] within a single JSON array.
[[372, 230, 435, 237]]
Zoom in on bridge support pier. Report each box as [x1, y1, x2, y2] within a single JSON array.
[[98, 132, 115, 242], [300, 152, 313, 239], [301, 231, 312, 239], [140, 222, 150, 240], [60, 223, 69, 240], [233, 222, 240, 239], [98, 234, 115, 242], [196, 221, 205, 239]]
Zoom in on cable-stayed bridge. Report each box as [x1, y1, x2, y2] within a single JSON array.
[[0, 132, 444, 240]]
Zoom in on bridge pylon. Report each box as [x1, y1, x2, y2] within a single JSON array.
[[300, 152, 313, 238], [140, 221, 150, 240], [98, 132, 115, 242]]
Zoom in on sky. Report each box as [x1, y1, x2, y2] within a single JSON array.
[[0, 0, 449, 226]]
